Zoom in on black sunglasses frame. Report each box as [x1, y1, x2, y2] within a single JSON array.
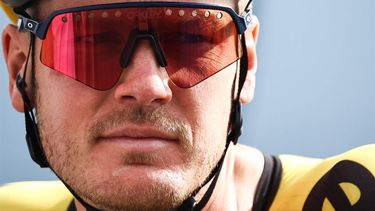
[[17, 1, 253, 39]]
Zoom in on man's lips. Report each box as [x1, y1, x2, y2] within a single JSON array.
[[97, 126, 178, 150], [100, 125, 177, 140]]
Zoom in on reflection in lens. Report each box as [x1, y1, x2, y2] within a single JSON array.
[[40, 6, 242, 90]]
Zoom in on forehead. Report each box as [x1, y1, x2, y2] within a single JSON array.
[[36, 0, 237, 18]]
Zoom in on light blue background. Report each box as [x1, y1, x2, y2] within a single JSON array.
[[1, 0, 374, 184]]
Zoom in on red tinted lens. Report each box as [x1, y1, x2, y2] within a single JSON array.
[[41, 7, 241, 90], [156, 8, 241, 88], [41, 10, 133, 90]]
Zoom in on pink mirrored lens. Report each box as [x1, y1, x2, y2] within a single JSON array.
[[41, 7, 241, 90]]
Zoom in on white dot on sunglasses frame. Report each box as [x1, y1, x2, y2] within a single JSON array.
[[115, 11, 122, 17], [165, 9, 172, 16], [204, 11, 210, 18], [179, 10, 185, 16], [192, 10, 198, 17], [216, 12, 223, 19], [102, 12, 108, 18], [61, 16, 68, 23]]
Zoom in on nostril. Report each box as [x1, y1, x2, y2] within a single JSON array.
[[122, 95, 137, 101], [113, 72, 172, 106], [114, 36, 172, 107]]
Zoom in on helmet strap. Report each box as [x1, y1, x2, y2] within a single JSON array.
[[178, 33, 249, 210], [227, 34, 248, 145], [13, 0, 35, 18], [16, 32, 48, 167]]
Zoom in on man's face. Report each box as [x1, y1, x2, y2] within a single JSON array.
[[28, 0, 240, 210]]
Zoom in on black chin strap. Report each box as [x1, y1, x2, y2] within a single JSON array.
[[13, 4, 98, 209], [16, 32, 49, 168], [178, 34, 249, 211], [229, 33, 249, 145], [52, 169, 101, 211], [179, 139, 230, 211], [16, 33, 105, 211]]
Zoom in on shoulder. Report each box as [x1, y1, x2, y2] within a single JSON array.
[[270, 144, 375, 211], [279, 144, 375, 185], [0, 180, 73, 211]]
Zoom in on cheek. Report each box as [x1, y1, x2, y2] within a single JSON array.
[[34, 60, 106, 145], [200, 64, 235, 120], [34, 41, 103, 118], [36, 71, 88, 122], [35, 65, 109, 177], [179, 65, 236, 150]]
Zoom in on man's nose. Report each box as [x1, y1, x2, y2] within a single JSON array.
[[113, 40, 172, 107]]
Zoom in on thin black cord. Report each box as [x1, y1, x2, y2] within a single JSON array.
[[179, 33, 248, 210], [16, 32, 49, 167], [244, 0, 253, 12]]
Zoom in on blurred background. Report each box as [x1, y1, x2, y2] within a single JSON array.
[[1, 0, 374, 184]]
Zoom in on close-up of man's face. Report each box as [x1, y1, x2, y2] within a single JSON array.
[[3, 0, 258, 210], [2, 0, 375, 211]]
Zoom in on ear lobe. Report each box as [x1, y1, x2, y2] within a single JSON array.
[[2, 24, 32, 112], [239, 16, 259, 105]]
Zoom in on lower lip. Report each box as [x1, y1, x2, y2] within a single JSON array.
[[98, 137, 176, 151]]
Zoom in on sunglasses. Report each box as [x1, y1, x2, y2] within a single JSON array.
[[18, 2, 253, 90]]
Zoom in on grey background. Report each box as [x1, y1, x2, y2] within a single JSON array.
[[1, 0, 374, 184]]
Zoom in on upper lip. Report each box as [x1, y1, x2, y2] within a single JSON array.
[[99, 125, 177, 141]]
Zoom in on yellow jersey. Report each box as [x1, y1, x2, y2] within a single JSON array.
[[1, 145, 374, 211], [253, 144, 375, 211]]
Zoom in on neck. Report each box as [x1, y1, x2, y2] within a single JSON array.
[[199, 144, 264, 211]]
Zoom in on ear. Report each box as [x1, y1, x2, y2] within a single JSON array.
[[2, 24, 32, 112], [240, 15, 259, 104]]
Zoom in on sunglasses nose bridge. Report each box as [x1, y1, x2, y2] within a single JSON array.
[[120, 30, 167, 69]]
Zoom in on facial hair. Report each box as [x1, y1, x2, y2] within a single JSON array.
[[38, 104, 221, 211]]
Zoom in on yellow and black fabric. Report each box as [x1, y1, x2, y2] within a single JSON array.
[[1, 145, 374, 211], [253, 144, 375, 211]]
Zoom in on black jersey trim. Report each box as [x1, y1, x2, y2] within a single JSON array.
[[67, 200, 77, 211], [252, 154, 282, 211]]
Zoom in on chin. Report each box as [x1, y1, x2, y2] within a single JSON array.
[[76, 167, 193, 211]]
